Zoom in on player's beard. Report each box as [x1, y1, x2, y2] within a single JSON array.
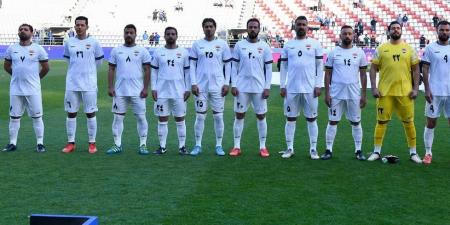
[[166, 39, 175, 45], [390, 33, 401, 40], [125, 37, 134, 45], [342, 38, 352, 46], [438, 33, 449, 42], [19, 33, 29, 41], [296, 29, 306, 37], [248, 31, 258, 39]]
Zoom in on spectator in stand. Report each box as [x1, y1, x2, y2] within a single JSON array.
[[432, 13, 439, 28], [370, 34, 376, 48], [364, 34, 369, 47], [318, 0, 322, 11], [371, 18, 377, 32], [354, 23, 359, 37], [154, 32, 160, 46], [357, 19, 364, 36], [353, 0, 358, 8], [143, 31, 149, 43], [397, 14, 402, 24], [149, 32, 155, 46], [153, 9, 158, 22], [419, 35, 426, 48], [402, 14, 408, 27]]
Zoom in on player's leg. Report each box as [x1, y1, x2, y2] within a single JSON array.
[[322, 99, 343, 160], [304, 93, 320, 159], [173, 98, 187, 155], [83, 91, 99, 154], [396, 96, 421, 163], [230, 93, 249, 156], [3, 95, 24, 152], [63, 91, 81, 153], [211, 92, 226, 156], [282, 93, 299, 158], [369, 96, 392, 161], [252, 93, 269, 157], [131, 97, 149, 155], [191, 93, 208, 156], [107, 96, 126, 154], [346, 99, 365, 160], [423, 96, 441, 163], [27, 94, 45, 152], [154, 98, 169, 154]]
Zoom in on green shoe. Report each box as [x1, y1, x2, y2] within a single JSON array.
[[138, 144, 149, 155], [106, 145, 122, 155]]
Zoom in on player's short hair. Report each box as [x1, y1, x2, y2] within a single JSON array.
[[19, 23, 33, 32], [246, 18, 260, 28], [437, 20, 450, 29], [340, 25, 353, 31], [388, 21, 402, 31], [75, 16, 89, 25], [124, 24, 137, 33], [295, 16, 308, 23], [202, 18, 216, 28], [164, 26, 178, 35]]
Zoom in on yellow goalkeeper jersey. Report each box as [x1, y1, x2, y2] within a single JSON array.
[[371, 41, 419, 96]]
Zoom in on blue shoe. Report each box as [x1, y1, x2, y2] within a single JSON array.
[[190, 145, 202, 156], [106, 145, 122, 155], [138, 144, 149, 155], [215, 146, 225, 156]]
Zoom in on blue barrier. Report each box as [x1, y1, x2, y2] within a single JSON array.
[[30, 214, 98, 225]]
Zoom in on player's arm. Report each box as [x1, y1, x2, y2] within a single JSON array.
[[142, 63, 151, 98], [107, 63, 116, 97], [39, 61, 50, 79], [422, 62, 432, 103], [359, 66, 368, 108], [150, 56, 159, 101], [324, 68, 332, 107], [231, 44, 240, 96], [409, 63, 420, 99], [369, 63, 380, 98], [222, 58, 232, 97], [4, 59, 12, 75], [314, 44, 324, 98], [279, 55, 288, 98], [189, 56, 199, 96], [263, 60, 273, 99], [94, 41, 104, 68], [183, 54, 191, 101]]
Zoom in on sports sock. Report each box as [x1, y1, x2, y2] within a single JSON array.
[[325, 123, 337, 152], [233, 118, 244, 148], [194, 113, 206, 147], [158, 121, 168, 148], [135, 114, 148, 146], [66, 117, 76, 143], [9, 118, 21, 145], [87, 117, 97, 143], [257, 118, 267, 149], [176, 120, 186, 148], [352, 124, 363, 152], [374, 122, 387, 153], [112, 114, 124, 147], [213, 113, 224, 147], [307, 120, 318, 150], [285, 120, 296, 150], [32, 117, 44, 145], [424, 127, 434, 155]]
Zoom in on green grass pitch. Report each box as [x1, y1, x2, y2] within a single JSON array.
[[0, 61, 449, 224]]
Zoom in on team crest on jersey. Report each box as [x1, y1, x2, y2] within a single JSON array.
[[352, 53, 358, 59], [176, 52, 182, 58], [306, 44, 312, 50], [257, 47, 263, 54], [215, 45, 221, 52], [401, 48, 407, 54], [134, 50, 139, 56], [29, 50, 35, 56], [86, 44, 91, 50]]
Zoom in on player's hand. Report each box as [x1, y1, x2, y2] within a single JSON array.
[[191, 85, 199, 97], [108, 87, 116, 97], [221, 85, 229, 97], [184, 91, 191, 101], [372, 88, 381, 98], [152, 90, 158, 101], [231, 87, 239, 96], [409, 89, 418, 99], [360, 96, 367, 108], [140, 89, 148, 98], [280, 88, 287, 98], [262, 89, 270, 99], [424, 90, 433, 103], [314, 87, 321, 98], [324, 94, 331, 108]]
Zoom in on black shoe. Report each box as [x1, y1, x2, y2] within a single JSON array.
[[2, 144, 17, 152], [36, 144, 46, 153], [321, 149, 332, 160], [179, 146, 188, 155], [153, 146, 167, 155], [355, 150, 366, 161]]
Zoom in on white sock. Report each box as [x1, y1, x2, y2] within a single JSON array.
[[158, 121, 168, 148], [32, 117, 44, 145], [87, 117, 97, 143], [112, 114, 124, 147], [410, 147, 417, 155], [257, 118, 267, 149], [424, 127, 434, 155], [9, 118, 21, 145], [213, 113, 224, 147], [285, 121, 296, 150], [233, 118, 244, 148], [194, 113, 206, 147], [176, 120, 186, 148], [325, 123, 337, 152], [307, 120, 318, 151], [374, 145, 382, 154], [66, 117, 76, 143], [135, 114, 148, 146], [352, 124, 363, 152]]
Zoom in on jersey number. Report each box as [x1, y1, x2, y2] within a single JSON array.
[[248, 52, 253, 59], [298, 50, 302, 57], [196, 100, 204, 108], [156, 105, 164, 112], [444, 55, 448, 63], [167, 59, 175, 67], [344, 59, 351, 66], [392, 54, 400, 61], [205, 51, 214, 58]]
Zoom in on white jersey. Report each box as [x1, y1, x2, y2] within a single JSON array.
[[190, 38, 232, 92], [280, 38, 323, 93], [151, 46, 190, 99], [232, 39, 273, 93], [421, 41, 450, 96], [5, 43, 48, 95], [109, 45, 151, 96], [64, 36, 104, 91], [325, 46, 368, 99]]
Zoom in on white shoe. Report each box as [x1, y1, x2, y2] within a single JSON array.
[[281, 149, 294, 158], [367, 152, 381, 161], [310, 150, 319, 160], [410, 153, 422, 164]]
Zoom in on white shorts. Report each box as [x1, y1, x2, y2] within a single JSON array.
[[64, 91, 98, 113], [328, 99, 361, 122], [194, 92, 225, 113], [10, 95, 43, 117], [154, 98, 186, 117], [425, 96, 450, 118], [112, 96, 146, 115], [284, 93, 318, 118], [234, 93, 267, 114]]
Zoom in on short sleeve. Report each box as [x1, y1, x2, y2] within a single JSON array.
[[315, 42, 323, 59], [359, 50, 368, 68], [94, 40, 104, 60], [280, 45, 288, 61], [324, 50, 334, 69], [150, 50, 159, 69], [264, 44, 273, 64], [142, 48, 152, 65], [222, 42, 232, 62], [371, 46, 381, 65], [184, 49, 190, 69], [421, 46, 431, 65], [410, 46, 419, 65], [108, 48, 117, 65], [4, 45, 12, 61], [189, 42, 198, 60], [63, 41, 70, 59], [232, 42, 240, 61], [38, 46, 49, 62]]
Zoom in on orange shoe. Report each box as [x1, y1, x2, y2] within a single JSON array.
[[89, 143, 97, 154], [423, 154, 432, 164], [62, 143, 76, 153], [229, 147, 241, 156], [260, 148, 270, 158]]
